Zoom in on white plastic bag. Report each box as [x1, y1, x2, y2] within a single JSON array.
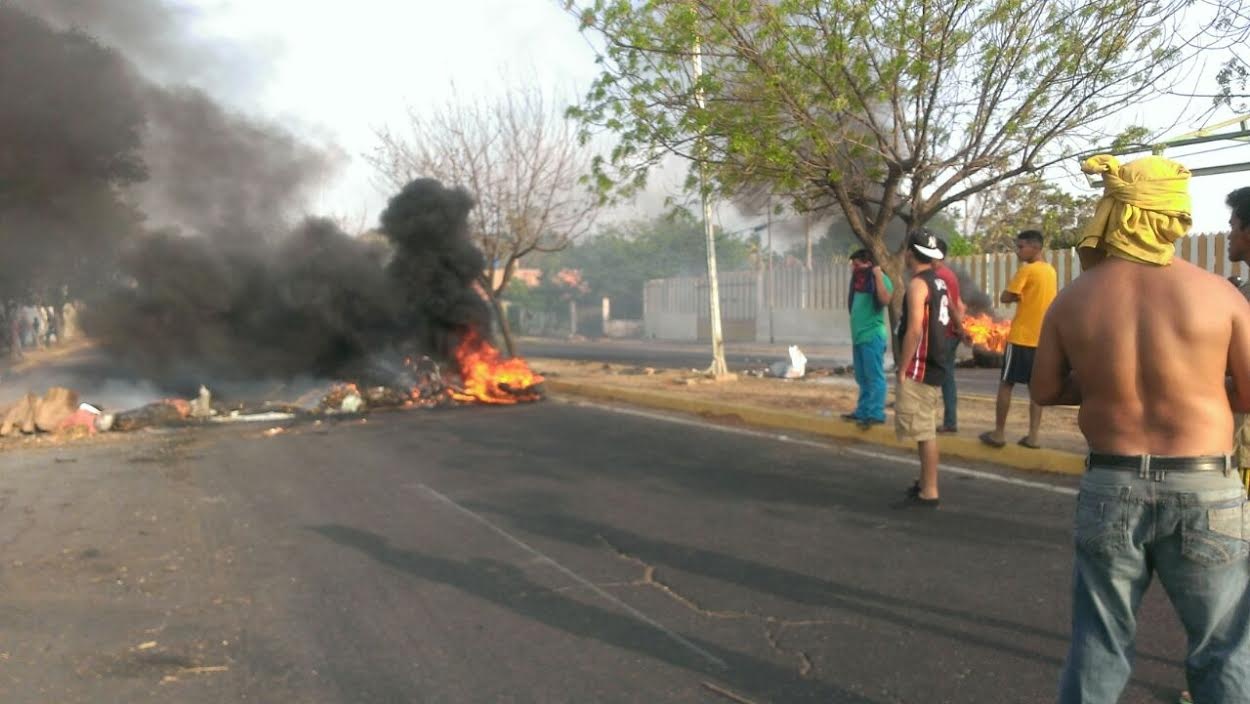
[[769, 345, 807, 379]]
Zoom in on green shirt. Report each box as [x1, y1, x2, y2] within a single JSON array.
[[850, 273, 893, 345]]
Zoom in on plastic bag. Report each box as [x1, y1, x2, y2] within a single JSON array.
[[769, 345, 807, 379]]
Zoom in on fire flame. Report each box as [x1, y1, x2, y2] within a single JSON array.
[[449, 329, 544, 404], [962, 313, 1011, 354]]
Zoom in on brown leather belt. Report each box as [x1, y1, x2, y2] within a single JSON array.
[[1086, 453, 1234, 474]]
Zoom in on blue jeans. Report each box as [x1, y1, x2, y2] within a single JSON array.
[[940, 337, 958, 428], [852, 335, 887, 422], [1059, 467, 1250, 703]]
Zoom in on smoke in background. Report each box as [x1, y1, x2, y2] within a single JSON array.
[[9, 0, 277, 102], [0, 2, 339, 308], [86, 180, 491, 386], [136, 86, 338, 243], [947, 265, 992, 316]]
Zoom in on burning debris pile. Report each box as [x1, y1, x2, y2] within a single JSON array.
[[947, 264, 1012, 368], [1, 345, 545, 440], [84, 178, 543, 400], [961, 313, 1011, 366], [0, 179, 546, 441]]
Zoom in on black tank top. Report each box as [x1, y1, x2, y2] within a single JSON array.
[[895, 269, 950, 386]]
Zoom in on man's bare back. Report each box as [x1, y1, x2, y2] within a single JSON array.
[[1033, 257, 1250, 455]]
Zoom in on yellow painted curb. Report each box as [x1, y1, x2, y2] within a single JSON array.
[[545, 379, 1085, 477]]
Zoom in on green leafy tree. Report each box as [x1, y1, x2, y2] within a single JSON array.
[[513, 210, 752, 319], [566, 0, 1224, 284], [961, 173, 1099, 252]]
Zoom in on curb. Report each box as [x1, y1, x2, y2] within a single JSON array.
[[544, 379, 1085, 477]]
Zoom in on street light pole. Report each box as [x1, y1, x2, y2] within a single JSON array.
[[691, 38, 729, 378]]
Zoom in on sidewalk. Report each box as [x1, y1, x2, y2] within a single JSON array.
[[533, 358, 1087, 477]]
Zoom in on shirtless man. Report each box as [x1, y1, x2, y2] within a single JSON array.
[[1033, 155, 1250, 702]]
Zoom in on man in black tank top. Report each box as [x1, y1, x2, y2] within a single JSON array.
[[895, 231, 951, 508]]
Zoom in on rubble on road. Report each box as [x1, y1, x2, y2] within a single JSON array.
[[0, 339, 546, 443]]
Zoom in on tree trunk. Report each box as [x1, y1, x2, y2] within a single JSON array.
[[489, 295, 517, 358], [881, 253, 905, 370]]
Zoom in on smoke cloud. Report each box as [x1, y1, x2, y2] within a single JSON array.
[[85, 180, 491, 387], [0, 2, 339, 305]]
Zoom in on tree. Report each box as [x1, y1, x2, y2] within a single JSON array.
[[367, 83, 598, 355], [959, 173, 1098, 252], [518, 209, 753, 319], [566, 0, 1231, 281]]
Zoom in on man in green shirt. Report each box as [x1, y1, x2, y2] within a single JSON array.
[[844, 248, 894, 426]]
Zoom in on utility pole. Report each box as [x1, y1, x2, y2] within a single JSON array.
[[766, 195, 774, 344], [691, 38, 729, 378], [804, 212, 813, 270]]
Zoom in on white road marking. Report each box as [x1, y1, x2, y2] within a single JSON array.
[[563, 399, 1079, 496], [416, 483, 729, 671], [843, 447, 1078, 496]]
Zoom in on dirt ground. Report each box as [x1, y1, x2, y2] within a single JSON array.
[[531, 358, 1089, 455]]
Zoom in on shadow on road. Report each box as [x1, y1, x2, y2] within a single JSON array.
[[308, 523, 882, 703], [464, 503, 1181, 680]]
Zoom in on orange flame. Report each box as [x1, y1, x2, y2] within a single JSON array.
[[962, 313, 1011, 354], [449, 329, 544, 404]]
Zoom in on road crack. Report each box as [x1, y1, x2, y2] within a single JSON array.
[[596, 534, 832, 679]]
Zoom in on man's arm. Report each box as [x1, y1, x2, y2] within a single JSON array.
[[1228, 296, 1250, 413], [897, 277, 927, 380], [1030, 303, 1080, 406], [872, 266, 892, 307], [1001, 266, 1028, 304]]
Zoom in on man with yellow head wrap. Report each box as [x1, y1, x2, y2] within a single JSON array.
[[1031, 154, 1250, 703], [1075, 153, 1193, 267]]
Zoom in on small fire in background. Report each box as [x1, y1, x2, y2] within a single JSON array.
[[962, 313, 1011, 354], [448, 329, 544, 404]]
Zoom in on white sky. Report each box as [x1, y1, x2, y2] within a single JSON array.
[[185, 1, 1249, 241]]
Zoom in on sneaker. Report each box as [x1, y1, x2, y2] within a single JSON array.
[[936, 425, 958, 434], [840, 413, 862, 422], [893, 493, 940, 509]]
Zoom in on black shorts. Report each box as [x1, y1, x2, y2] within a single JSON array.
[[1001, 343, 1036, 385]]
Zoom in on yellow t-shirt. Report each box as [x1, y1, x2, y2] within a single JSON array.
[[1005, 260, 1057, 347]]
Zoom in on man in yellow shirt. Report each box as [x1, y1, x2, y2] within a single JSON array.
[[980, 229, 1057, 449]]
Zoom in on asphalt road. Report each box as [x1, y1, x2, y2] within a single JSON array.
[[0, 399, 1189, 702], [519, 338, 1022, 398]]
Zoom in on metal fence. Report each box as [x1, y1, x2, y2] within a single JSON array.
[[644, 232, 1239, 315]]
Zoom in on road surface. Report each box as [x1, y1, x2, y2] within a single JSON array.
[[0, 398, 1187, 702]]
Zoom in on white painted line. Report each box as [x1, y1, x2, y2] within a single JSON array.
[[416, 483, 729, 671], [565, 399, 1079, 496], [843, 447, 1078, 496]]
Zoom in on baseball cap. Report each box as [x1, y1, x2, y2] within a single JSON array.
[[908, 230, 944, 260]]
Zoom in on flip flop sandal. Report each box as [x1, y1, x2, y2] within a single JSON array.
[[979, 431, 1006, 448], [1018, 437, 1041, 449]]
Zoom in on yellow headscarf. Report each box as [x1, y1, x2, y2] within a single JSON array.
[[1078, 154, 1193, 266]]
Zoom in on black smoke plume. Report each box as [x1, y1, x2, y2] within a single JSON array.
[[0, 3, 337, 305], [85, 180, 491, 386], [947, 264, 993, 316]]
